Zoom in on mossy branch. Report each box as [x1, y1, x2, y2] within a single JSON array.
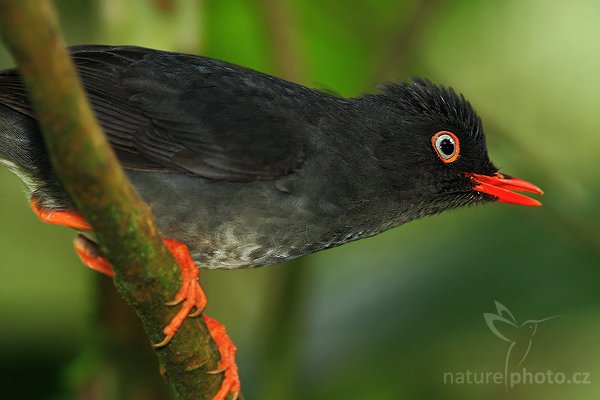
[[0, 1, 228, 398]]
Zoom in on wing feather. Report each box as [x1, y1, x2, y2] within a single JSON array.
[[0, 45, 312, 181]]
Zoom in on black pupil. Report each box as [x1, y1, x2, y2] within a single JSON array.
[[439, 138, 455, 156]]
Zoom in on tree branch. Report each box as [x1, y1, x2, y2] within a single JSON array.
[[0, 1, 227, 399]]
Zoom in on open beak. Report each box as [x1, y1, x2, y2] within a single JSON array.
[[466, 172, 544, 207]]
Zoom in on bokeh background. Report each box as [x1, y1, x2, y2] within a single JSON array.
[[1, 0, 599, 399]]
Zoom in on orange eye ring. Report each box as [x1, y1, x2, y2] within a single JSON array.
[[431, 131, 460, 164]]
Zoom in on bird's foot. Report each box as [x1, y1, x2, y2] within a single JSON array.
[[31, 198, 91, 231], [74, 235, 208, 347], [205, 314, 240, 400], [74, 234, 114, 277], [155, 240, 240, 400], [153, 239, 207, 348], [32, 200, 239, 397]]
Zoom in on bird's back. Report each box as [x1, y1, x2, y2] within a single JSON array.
[[0, 45, 336, 182], [0, 46, 383, 268]]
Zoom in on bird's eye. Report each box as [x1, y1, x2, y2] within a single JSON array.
[[432, 131, 460, 163]]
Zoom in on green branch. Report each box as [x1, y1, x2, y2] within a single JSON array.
[[0, 1, 227, 398]]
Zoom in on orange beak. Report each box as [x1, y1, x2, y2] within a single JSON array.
[[466, 173, 544, 207]]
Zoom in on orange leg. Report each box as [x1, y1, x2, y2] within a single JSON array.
[[31, 198, 91, 231], [153, 238, 208, 347], [31, 199, 240, 399], [75, 237, 241, 399], [205, 315, 240, 400], [74, 234, 114, 277]]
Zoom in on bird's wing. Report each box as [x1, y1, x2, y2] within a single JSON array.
[[0, 72, 30, 115], [0, 45, 315, 181], [483, 312, 518, 342]]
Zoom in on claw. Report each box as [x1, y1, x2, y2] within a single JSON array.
[[165, 297, 185, 307], [189, 307, 203, 318], [208, 367, 226, 375], [153, 334, 174, 348]]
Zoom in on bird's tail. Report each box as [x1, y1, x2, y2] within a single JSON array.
[[0, 101, 63, 206], [0, 101, 41, 171], [0, 70, 75, 210]]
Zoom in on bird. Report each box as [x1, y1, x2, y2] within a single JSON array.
[[0, 45, 543, 400], [484, 301, 558, 388]]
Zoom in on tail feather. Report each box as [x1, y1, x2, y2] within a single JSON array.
[[0, 69, 34, 117], [0, 102, 71, 209]]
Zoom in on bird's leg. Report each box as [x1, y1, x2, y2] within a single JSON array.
[[74, 236, 210, 347], [75, 237, 240, 399], [31, 199, 240, 399], [205, 314, 240, 400], [31, 198, 110, 276], [74, 234, 114, 277], [30, 198, 92, 231], [154, 238, 208, 347], [72, 232, 211, 347]]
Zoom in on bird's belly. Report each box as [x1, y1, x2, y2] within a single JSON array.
[[127, 171, 328, 270], [160, 214, 316, 270], [191, 228, 298, 269]]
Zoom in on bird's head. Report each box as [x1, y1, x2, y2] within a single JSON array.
[[521, 315, 559, 337], [373, 78, 542, 218]]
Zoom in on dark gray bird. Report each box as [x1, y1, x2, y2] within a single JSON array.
[[0, 45, 543, 400], [0, 45, 542, 269]]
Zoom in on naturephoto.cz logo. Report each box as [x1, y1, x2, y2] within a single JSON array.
[[443, 301, 591, 389]]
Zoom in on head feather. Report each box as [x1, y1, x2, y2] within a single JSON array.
[[379, 78, 483, 139]]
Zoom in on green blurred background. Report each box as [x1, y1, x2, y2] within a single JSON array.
[[1, 0, 599, 399]]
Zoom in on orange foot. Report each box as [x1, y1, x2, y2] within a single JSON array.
[[31, 198, 91, 231], [73, 234, 209, 348], [32, 200, 241, 400], [153, 238, 208, 348], [74, 234, 114, 277], [75, 237, 239, 399], [205, 315, 240, 400]]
